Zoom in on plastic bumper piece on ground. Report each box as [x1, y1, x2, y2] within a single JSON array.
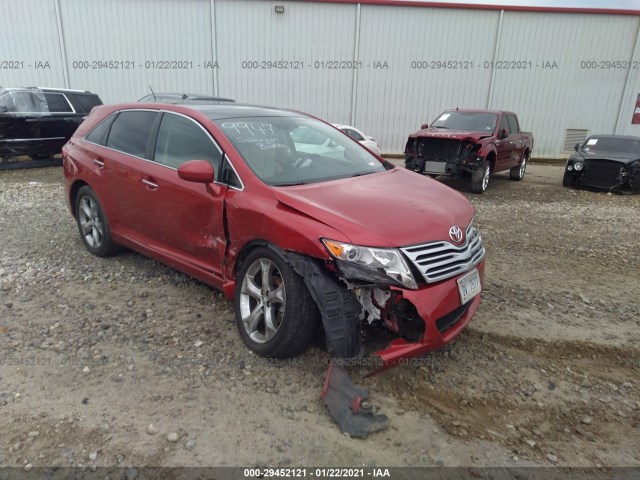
[[321, 363, 389, 438]]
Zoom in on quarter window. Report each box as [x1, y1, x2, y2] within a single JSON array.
[[85, 114, 116, 145], [154, 113, 222, 171], [106, 111, 159, 158]]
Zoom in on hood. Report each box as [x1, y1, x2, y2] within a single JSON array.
[[411, 128, 493, 142], [272, 168, 475, 247], [576, 150, 640, 165]]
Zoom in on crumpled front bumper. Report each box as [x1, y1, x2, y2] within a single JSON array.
[[370, 260, 485, 374]]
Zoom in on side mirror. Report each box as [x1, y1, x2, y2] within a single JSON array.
[[178, 160, 214, 183], [420, 123, 429, 130], [368, 136, 376, 141], [0, 106, 8, 113], [574, 143, 580, 152], [500, 128, 508, 140]]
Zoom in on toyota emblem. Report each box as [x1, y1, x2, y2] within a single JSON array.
[[449, 226, 463, 243]]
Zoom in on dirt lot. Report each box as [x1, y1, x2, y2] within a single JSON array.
[[0, 163, 639, 469]]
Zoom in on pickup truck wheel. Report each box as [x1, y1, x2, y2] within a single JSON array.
[[510, 154, 528, 181], [471, 162, 490, 194], [235, 247, 318, 358]]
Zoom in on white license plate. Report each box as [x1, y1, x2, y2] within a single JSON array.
[[457, 268, 481, 304], [424, 161, 447, 174]]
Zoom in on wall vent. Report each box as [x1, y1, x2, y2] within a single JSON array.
[[563, 129, 588, 153]]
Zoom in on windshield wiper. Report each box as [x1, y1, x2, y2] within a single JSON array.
[[272, 181, 308, 187], [350, 172, 375, 178]]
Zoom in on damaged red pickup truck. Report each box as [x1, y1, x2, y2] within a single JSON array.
[[63, 103, 485, 370], [405, 109, 533, 193]]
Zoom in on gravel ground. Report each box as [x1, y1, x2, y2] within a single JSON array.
[[0, 163, 639, 469]]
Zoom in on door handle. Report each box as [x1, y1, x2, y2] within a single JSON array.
[[93, 158, 104, 168], [142, 178, 159, 189]]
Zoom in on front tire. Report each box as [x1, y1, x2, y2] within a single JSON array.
[[75, 186, 119, 257], [510, 153, 528, 181], [471, 162, 490, 194], [234, 247, 318, 358]]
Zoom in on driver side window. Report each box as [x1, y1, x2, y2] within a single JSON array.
[[499, 115, 509, 136], [154, 113, 222, 172]]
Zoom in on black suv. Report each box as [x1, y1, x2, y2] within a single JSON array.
[[0, 87, 102, 160]]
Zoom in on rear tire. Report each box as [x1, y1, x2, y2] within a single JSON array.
[[75, 186, 119, 257], [471, 162, 490, 194], [234, 247, 319, 358]]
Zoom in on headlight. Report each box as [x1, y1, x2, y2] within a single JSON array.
[[574, 161, 584, 171], [322, 239, 418, 289]]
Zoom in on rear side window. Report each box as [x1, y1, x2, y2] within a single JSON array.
[[154, 113, 222, 170], [106, 111, 158, 158], [67, 93, 102, 113], [85, 113, 116, 145], [507, 116, 520, 134], [44, 93, 73, 113]]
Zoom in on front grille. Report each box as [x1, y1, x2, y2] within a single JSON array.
[[415, 138, 461, 160], [584, 159, 623, 189], [401, 225, 485, 283], [436, 301, 471, 333]]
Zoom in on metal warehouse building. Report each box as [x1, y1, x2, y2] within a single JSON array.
[[2, 0, 640, 157]]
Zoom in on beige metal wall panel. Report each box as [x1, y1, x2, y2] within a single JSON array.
[[2, 0, 638, 155], [355, 4, 500, 154], [615, 20, 640, 137], [215, 0, 357, 122], [490, 12, 640, 156], [58, 0, 216, 103], [0, 0, 67, 88]]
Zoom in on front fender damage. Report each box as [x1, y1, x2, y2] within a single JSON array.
[[282, 250, 389, 438], [284, 251, 362, 360]]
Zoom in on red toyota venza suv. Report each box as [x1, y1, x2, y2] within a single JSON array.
[[62, 103, 485, 368]]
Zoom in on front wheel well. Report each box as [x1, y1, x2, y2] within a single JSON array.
[[233, 240, 271, 277]]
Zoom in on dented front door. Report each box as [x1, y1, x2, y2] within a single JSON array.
[[133, 162, 228, 279]]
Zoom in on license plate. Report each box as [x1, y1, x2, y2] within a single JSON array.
[[424, 161, 447, 174], [457, 268, 481, 305]]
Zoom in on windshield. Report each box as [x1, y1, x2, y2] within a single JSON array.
[[213, 116, 388, 186], [582, 137, 640, 155], [431, 111, 497, 132]]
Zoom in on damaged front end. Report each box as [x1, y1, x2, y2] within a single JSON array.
[[404, 136, 482, 177], [286, 224, 486, 373], [567, 157, 640, 193]]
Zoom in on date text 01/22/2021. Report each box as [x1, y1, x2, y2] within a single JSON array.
[[243, 468, 392, 478]]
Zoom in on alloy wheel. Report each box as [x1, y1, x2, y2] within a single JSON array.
[[239, 258, 286, 343]]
